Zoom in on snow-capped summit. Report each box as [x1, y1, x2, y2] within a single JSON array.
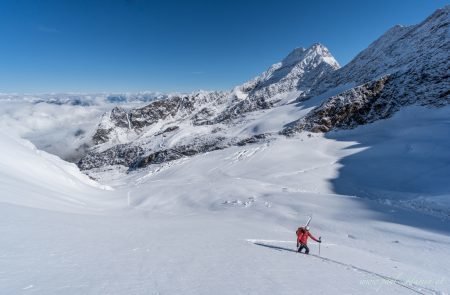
[[239, 43, 340, 104], [282, 6, 450, 134], [302, 43, 340, 68], [305, 5, 450, 99], [280, 47, 306, 65]]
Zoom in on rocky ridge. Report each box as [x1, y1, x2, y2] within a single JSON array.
[[79, 6, 450, 171], [80, 43, 339, 170], [283, 6, 450, 134]]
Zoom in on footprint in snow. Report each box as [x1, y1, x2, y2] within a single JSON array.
[[222, 197, 256, 208]]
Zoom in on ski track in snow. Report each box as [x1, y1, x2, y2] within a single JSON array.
[[272, 161, 339, 177], [249, 241, 443, 295], [224, 144, 268, 164], [246, 239, 337, 246], [135, 157, 191, 184]]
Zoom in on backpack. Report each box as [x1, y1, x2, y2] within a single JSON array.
[[296, 227, 305, 236]]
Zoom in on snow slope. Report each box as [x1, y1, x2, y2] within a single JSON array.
[[2, 95, 450, 294], [1, 126, 449, 294], [327, 105, 450, 218], [0, 130, 113, 212]]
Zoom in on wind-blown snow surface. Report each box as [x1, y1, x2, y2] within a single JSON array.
[[1, 105, 450, 294]]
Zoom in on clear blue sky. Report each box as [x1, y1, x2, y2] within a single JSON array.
[[0, 0, 447, 93]]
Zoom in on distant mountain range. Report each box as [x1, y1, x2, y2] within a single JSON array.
[[78, 6, 449, 172]]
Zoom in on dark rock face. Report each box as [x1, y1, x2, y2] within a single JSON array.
[[131, 133, 273, 169], [192, 108, 217, 126], [78, 133, 272, 170], [132, 136, 229, 169], [236, 134, 269, 146], [115, 96, 190, 130], [91, 89, 275, 148], [128, 96, 192, 129], [213, 97, 273, 124], [154, 126, 180, 136], [82, 88, 277, 170], [283, 68, 450, 135], [282, 77, 392, 134], [92, 128, 114, 145], [190, 97, 273, 126], [132, 149, 185, 168], [78, 145, 144, 170], [92, 95, 197, 144], [110, 107, 131, 128]]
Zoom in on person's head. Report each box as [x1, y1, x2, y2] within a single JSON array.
[[305, 226, 310, 231]]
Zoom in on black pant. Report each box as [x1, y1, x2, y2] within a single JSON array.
[[298, 243, 309, 254]]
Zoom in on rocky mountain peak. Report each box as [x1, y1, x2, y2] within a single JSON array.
[[281, 47, 306, 66], [279, 43, 339, 73], [424, 4, 449, 24], [285, 6, 450, 135], [238, 43, 340, 103], [298, 43, 340, 71], [304, 43, 339, 65], [300, 6, 449, 102]]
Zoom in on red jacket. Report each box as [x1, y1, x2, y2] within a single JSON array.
[[296, 227, 319, 245]]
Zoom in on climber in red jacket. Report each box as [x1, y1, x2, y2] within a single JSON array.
[[296, 226, 321, 254]]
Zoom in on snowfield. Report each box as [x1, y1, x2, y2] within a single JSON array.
[[1, 104, 449, 294]]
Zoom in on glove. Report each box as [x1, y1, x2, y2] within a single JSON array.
[[319, 237, 322, 243]]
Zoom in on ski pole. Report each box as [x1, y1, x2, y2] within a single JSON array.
[[319, 237, 321, 256]]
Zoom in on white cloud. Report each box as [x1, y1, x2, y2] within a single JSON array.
[[0, 93, 166, 161]]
